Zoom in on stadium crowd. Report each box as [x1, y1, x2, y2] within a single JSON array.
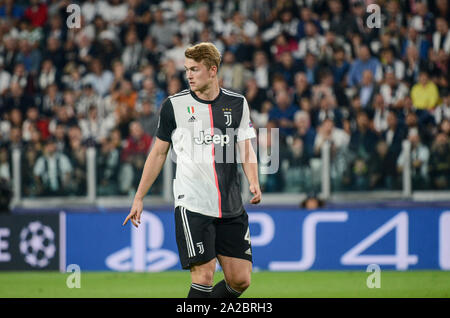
[[0, 0, 449, 197]]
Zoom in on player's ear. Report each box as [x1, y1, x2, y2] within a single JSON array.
[[210, 65, 218, 77]]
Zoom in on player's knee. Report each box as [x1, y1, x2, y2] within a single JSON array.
[[229, 275, 251, 292], [191, 267, 215, 286]]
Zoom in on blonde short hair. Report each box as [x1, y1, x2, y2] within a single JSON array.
[[185, 42, 221, 70]]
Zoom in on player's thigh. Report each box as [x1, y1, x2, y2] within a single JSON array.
[[174, 206, 216, 270], [217, 255, 252, 288], [190, 257, 217, 285], [215, 210, 252, 262], [215, 211, 252, 286]]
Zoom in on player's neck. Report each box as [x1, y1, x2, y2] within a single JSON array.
[[194, 80, 220, 102]]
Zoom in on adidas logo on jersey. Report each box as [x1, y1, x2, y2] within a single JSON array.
[[188, 115, 197, 122]]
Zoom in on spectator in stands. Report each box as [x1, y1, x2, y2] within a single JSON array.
[[429, 132, 450, 190], [96, 136, 120, 196], [313, 118, 349, 157], [330, 46, 350, 87], [397, 129, 430, 190], [272, 51, 303, 87], [312, 94, 343, 129], [347, 45, 382, 87], [218, 50, 248, 94], [137, 99, 158, 137], [268, 89, 298, 137], [368, 140, 398, 190], [356, 70, 379, 110], [38, 58, 60, 92], [283, 136, 311, 192], [119, 121, 152, 195], [432, 17, 450, 54], [434, 92, 450, 125], [292, 72, 311, 106], [410, 71, 440, 110], [66, 128, 87, 195], [293, 110, 316, 158], [3, 81, 34, 115], [244, 77, 267, 114], [295, 21, 325, 59], [380, 47, 405, 81], [33, 137, 72, 196], [24, 0, 48, 28], [380, 70, 409, 109], [0, 58, 11, 97], [148, 8, 177, 49], [401, 26, 430, 61], [83, 58, 114, 97], [121, 28, 143, 73]]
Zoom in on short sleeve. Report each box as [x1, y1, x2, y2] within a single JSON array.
[[237, 97, 257, 142], [156, 98, 176, 143]]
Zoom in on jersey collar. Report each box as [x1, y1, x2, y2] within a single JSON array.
[[190, 88, 223, 104]]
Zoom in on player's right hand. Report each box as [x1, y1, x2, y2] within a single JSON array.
[[123, 199, 144, 228]]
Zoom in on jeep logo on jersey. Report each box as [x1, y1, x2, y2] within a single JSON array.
[[194, 130, 230, 147]]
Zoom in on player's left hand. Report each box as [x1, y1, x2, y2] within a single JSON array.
[[249, 184, 261, 204]]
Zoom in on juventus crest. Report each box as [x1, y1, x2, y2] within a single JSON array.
[[224, 111, 232, 127]]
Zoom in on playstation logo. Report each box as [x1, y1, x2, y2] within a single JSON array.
[[106, 211, 179, 272]]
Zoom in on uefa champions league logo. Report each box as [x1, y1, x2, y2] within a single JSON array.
[[19, 221, 56, 268]]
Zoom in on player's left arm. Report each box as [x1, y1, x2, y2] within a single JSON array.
[[238, 139, 261, 204]]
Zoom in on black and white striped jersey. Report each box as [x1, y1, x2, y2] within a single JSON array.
[[156, 88, 256, 218]]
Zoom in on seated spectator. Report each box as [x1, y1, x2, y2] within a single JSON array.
[[434, 93, 450, 125], [283, 136, 312, 192], [411, 71, 440, 110], [368, 140, 400, 190], [295, 21, 325, 59], [33, 137, 73, 196], [218, 51, 248, 94], [82, 58, 114, 97], [293, 110, 316, 158], [380, 48, 405, 81], [137, 100, 158, 137], [330, 46, 350, 87], [251, 100, 272, 130], [85, 104, 115, 145], [119, 121, 152, 195], [401, 27, 430, 61], [356, 70, 379, 110], [292, 72, 312, 107], [268, 90, 299, 137], [0, 58, 11, 96], [96, 136, 120, 196], [347, 45, 382, 87], [66, 129, 87, 196], [38, 58, 61, 92], [397, 129, 430, 190], [313, 118, 350, 157], [380, 71, 409, 109], [429, 132, 450, 189], [432, 17, 450, 54], [252, 50, 270, 89], [312, 95, 343, 129], [245, 77, 267, 113]]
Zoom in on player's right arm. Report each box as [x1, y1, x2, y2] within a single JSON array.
[[123, 98, 176, 228], [122, 138, 170, 228]]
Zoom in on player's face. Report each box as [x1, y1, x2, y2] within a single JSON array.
[[184, 58, 215, 94]]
